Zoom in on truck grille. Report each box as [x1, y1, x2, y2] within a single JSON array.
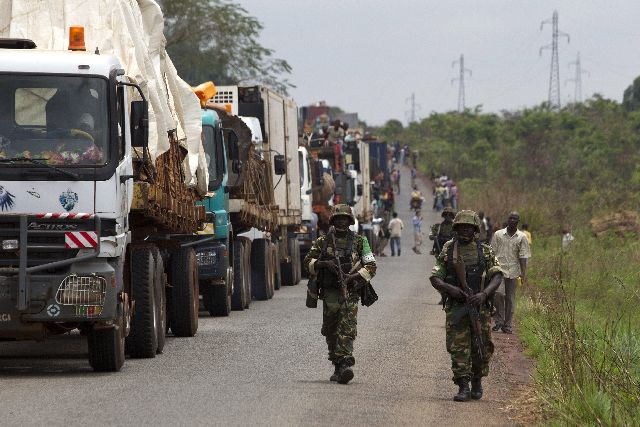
[[0, 216, 98, 273]]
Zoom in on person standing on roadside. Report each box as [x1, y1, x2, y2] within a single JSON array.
[[521, 223, 532, 244], [388, 212, 404, 256], [490, 212, 531, 334], [412, 210, 423, 254], [377, 210, 391, 256], [410, 166, 417, 187]]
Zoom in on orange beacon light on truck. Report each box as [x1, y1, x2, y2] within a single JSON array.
[[69, 26, 86, 51]]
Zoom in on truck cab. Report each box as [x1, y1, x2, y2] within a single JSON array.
[[0, 42, 137, 370]]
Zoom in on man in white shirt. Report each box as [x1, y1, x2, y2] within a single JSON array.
[[388, 212, 404, 256], [490, 211, 531, 334]]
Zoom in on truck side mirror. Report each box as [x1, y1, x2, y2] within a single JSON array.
[[226, 129, 240, 161], [130, 100, 148, 148], [274, 154, 286, 175], [232, 159, 242, 174], [357, 184, 363, 196]]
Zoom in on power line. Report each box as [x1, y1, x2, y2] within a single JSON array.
[[452, 54, 472, 112], [540, 10, 569, 109], [566, 52, 589, 103]]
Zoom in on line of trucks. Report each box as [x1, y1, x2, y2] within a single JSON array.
[[0, 0, 389, 371]]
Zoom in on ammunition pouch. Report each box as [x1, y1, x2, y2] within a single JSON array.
[[360, 282, 378, 307]]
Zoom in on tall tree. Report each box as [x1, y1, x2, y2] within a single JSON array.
[[159, 0, 293, 94]]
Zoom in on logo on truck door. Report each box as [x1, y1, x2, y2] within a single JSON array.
[[0, 186, 16, 211], [59, 189, 79, 212]]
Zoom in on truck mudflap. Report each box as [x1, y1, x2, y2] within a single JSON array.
[[0, 214, 119, 339]]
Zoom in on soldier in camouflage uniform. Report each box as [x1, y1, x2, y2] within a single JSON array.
[[429, 207, 456, 256], [429, 210, 503, 402], [304, 204, 377, 384]]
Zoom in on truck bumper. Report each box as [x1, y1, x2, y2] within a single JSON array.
[[195, 242, 229, 282], [0, 258, 118, 340]]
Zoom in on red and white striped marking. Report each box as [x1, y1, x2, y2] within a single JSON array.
[[37, 213, 95, 219], [65, 231, 99, 249]]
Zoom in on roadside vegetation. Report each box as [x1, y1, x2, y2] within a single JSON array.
[[376, 96, 640, 425]]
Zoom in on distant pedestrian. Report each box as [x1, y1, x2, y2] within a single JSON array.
[[449, 182, 458, 210], [561, 227, 574, 250], [410, 166, 417, 187], [485, 217, 494, 243], [377, 210, 391, 256], [521, 223, 532, 244], [478, 211, 488, 242], [490, 212, 531, 334], [388, 212, 404, 256], [412, 210, 423, 254]]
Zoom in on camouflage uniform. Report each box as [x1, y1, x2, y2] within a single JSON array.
[[429, 207, 456, 256], [305, 230, 376, 367], [430, 237, 502, 382]]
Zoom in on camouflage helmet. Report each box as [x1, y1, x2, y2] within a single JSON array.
[[452, 210, 482, 232], [330, 204, 355, 225], [441, 207, 457, 218]]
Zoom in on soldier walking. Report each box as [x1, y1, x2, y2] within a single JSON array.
[[304, 205, 377, 384], [429, 210, 503, 402], [429, 207, 456, 256]]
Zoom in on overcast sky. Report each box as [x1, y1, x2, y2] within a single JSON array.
[[238, 1, 640, 126]]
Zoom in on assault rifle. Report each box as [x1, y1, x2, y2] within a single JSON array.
[[329, 233, 360, 304], [452, 251, 486, 362]]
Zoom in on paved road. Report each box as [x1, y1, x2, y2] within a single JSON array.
[[0, 165, 509, 426]]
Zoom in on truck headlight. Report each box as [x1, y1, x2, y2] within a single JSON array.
[[196, 250, 217, 266], [2, 239, 18, 251]]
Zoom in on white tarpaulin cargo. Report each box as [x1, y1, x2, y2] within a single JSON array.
[[0, 0, 208, 194]]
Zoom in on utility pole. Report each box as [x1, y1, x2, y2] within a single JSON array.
[[566, 52, 589, 103], [405, 92, 421, 124], [452, 54, 472, 112], [540, 10, 569, 109]]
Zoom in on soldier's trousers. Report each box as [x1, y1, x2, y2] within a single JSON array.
[[445, 302, 494, 381], [321, 287, 358, 366]]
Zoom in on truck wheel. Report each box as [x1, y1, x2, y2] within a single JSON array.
[[242, 238, 252, 308], [170, 247, 199, 337], [231, 240, 246, 311], [151, 248, 167, 354], [203, 272, 232, 316], [126, 247, 158, 358], [293, 239, 301, 285], [271, 243, 282, 291], [251, 238, 270, 301], [88, 304, 126, 372]]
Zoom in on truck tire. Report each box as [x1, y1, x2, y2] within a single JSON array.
[[150, 248, 167, 354], [88, 304, 126, 372], [242, 238, 252, 308], [231, 240, 246, 311], [170, 247, 199, 337], [203, 268, 232, 316], [251, 238, 270, 301], [126, 247, 158, 358], [271, 243, 282, 291], [293, 239, 301, 285]]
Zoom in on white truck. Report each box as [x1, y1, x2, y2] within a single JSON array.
[[0, 1, 208, 371], [212, 86, 304, 297]]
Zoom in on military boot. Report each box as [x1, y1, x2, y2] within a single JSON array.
[[337, 362, 354, 385], [453, 378, 470, 402], [330, 364, 340, 382], [471, 377, 483, 400]]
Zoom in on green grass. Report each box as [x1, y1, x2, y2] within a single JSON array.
[[516, 233, 640, 426]]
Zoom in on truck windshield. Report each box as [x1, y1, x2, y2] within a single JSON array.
[[0, 75, 108, 166]]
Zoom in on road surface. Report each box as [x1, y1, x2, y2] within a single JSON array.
[[0, 165, 512, 426]]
